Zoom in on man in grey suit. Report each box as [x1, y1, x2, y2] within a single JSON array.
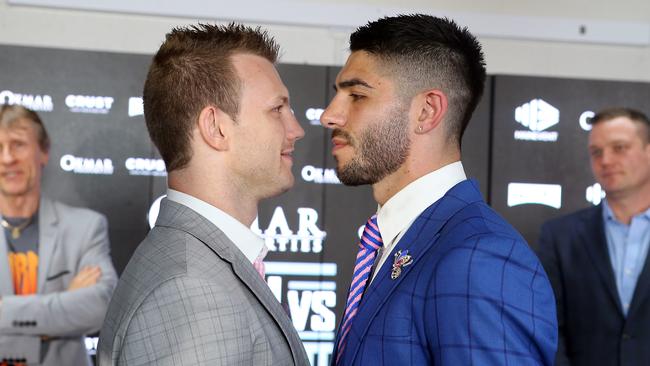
[[0, 104, 118, 366], [98, 23, 309, 366]]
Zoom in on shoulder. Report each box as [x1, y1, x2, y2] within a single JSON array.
[[427, 209, 557, 328], [120, 226, 235, 294], [123, 226, 194, 281], [105, 231, 198, 332], [442, 199, 525, 243], [430, 200, 547, 291], [541, 205, 599, 232]]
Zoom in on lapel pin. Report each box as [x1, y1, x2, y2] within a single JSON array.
[[391, 250, 413, 280]]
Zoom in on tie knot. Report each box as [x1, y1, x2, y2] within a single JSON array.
[[359, 215, 382, 251]]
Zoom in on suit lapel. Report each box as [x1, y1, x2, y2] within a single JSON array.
[[627, 234, 650, 317], [578, 206, 622, 313], [343, 180, 482, 365], [0, 223, 13, 295], [156, 199, 304, 364], [37, 198, 59, 294]]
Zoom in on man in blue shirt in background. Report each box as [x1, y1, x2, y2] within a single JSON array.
[[539, 107, 650, 366]]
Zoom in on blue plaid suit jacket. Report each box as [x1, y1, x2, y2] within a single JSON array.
[[333, 180, 557, 365]]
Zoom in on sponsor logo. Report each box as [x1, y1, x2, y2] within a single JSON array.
[[305, 108, 324, 126], [586, 182, 606, 205], [302, 165, 340, 184], [252, 206, 327, 254], [514, 99, 559, 142], [148, 195, 165, 228], [65, 94, 114, 114], [0, 90, 53, 111], [125, 157, 166, 176], [579, 110, 594, 131], [60, 154, 114, 175], [128, 97, 144, 117], [507, 182, 562, 209]]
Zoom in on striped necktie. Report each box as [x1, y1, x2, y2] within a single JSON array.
[[335, 215, 382, 365]]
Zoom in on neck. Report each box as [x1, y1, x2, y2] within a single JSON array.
[[606, 187, 650, 225], [372, 147, 460, 205], [0, 193, 40, 218], [168, 170, 258, 226]]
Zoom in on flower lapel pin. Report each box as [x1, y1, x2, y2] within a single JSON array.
[[391, 250, 413, 280]]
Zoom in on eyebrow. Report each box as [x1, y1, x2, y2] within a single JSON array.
[[333, 78, 374, 91], [271, 95, 290, 105]]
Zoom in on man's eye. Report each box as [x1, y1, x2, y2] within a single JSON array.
[[350, 94, 365, 101]]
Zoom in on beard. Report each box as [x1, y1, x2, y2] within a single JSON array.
[[334, 103, 411, 186]]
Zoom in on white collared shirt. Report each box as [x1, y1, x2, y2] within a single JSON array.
[[370, 161, 467, 282], [166, 189, 265, 263]]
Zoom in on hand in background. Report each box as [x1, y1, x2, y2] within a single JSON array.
[[66, 266, 101, 291]]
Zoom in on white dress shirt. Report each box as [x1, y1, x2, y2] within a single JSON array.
[[370, 161, 467, 282], [166, 189, 265, 263]]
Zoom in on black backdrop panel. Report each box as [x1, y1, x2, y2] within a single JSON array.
[[490, 75, 650, 247]]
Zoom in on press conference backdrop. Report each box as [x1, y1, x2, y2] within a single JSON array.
[[1, 44, 647, 365]]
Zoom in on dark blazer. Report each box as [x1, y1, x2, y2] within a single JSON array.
[[538, 205, 650, 366], [333, 180, 557, 366]]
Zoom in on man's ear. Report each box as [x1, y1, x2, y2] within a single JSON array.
[[197, 105, 230, 151], [414, 89, 448, 134], [40, 150, 49, 167]]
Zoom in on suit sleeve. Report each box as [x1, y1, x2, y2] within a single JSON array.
[[0, 213, 118, 337], [424, 235, 558, 365], [537, 223, 571, 366], [117, 276, 254, 366]]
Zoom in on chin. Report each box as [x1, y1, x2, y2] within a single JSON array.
[[0, 186, 29, 197], [281, 176, 295, 192], [267, 176, 295, 198]]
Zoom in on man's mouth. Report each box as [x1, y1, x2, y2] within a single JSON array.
[[331, 130, 352, 152], [281, 148, 294, 163]]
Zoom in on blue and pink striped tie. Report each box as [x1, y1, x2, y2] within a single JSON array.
[[335, 215, 382, 365]]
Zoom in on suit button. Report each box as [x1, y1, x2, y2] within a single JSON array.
[[622, 333, 632, 340], [12, 320, 18, 327]]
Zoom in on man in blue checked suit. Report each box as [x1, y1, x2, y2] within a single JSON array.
[[320, 14, 557, 365]]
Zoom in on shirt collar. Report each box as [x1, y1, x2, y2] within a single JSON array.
[[602, 199, 616, 222], [602, 198, 650, 224], [166, 189, 264, 263], [376, 161, 466, 248]]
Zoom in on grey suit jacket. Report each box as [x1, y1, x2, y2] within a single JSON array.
[[98, 198, 309, 366], [0, 197, 118, 365]]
